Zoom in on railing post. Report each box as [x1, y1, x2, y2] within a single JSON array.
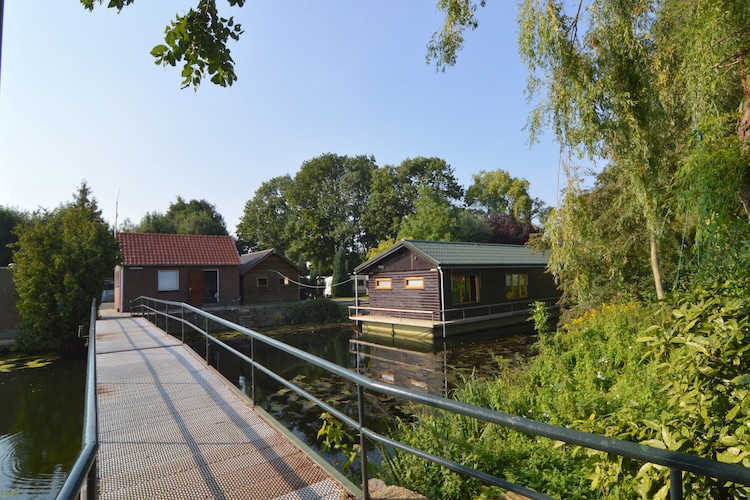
[[205, 316, 210, 363], [181, 305, 185, 343], [357, 383, 370, 500], [250, 337, 256, 405], [85, 458, 97, 500], [670, 468, 683, 500]]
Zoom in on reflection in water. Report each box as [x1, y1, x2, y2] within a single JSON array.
[[0, 356, 85, 498], [202, 322, 539, 478]]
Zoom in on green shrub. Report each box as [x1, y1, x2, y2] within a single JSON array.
[[584, 280, 750, 499], [390, 301, 657, 499], [285, 299, 347, 325]]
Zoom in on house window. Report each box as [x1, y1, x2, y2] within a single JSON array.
[[257, 277, 268, 287], [404, 277, 425, 289], [279, 276, 290, 286], [158, 270, 179, 292], [505, 272, 528, 299], [375, 278, 392, 290], [452, 274, 479, 304]]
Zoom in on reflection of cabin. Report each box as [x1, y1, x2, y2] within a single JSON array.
[[115, 233, 240, 312], [350, 240, 559, 338], [240, 249, 300, 305]]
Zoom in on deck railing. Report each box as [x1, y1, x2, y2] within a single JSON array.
[[348, 304, 440, 323], [132, 296, 750, 500], [348, 296, 560, 324], [56, 299, 99, 500]]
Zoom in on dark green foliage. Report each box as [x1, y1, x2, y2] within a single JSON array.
[[286, 153, 376, 270], [12, 183, 119, 352], [331, 246, 351, 298], [285, 299, 347, 325], [0, 206, 30, 267], [134, 196, 228, 235], [236, 175, 294, 254]]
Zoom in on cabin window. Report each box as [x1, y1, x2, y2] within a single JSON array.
[[452, 274, 479, 304], [505, 272, 528, 299], [257, 277, 268, 287], [279, 276, 290, 286], [404, 277, 425, 289], [375, 278, 392, 290], [158, 270, 179, 291]]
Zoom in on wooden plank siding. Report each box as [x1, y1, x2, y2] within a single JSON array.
[[241, 255, 300, 305], [368, 270, 441, 321]]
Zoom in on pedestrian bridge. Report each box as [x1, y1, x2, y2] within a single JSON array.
[[94, 311, 349, 499], [57, 297, 750, 500]]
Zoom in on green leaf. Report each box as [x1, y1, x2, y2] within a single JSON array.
[[150, 44, 168, 57], [641, 439, 666, 449], [716, 447, 749, 464]]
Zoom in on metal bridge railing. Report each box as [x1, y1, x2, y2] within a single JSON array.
[[57, 299, 99, 500], [132, 296, 750, 500]]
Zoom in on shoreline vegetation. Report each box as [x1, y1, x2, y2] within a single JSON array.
[[386, 278, 750, 499]]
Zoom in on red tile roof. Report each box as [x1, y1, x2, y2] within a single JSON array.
[[118, 233, 240, 266]]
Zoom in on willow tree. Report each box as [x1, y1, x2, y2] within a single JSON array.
[[656, 0, 750, 255], [517, 0, 684, 300]]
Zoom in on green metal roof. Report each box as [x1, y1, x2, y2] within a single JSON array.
[[355, 240, 549, 273]]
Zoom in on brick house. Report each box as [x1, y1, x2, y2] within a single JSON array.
[[115, 233, 240, 312]]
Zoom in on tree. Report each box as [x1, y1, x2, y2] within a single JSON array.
[[134, 196, 229, 235], [236, 175, 294, 253], [133, 211, 176, 234], [81, 1, 483, 89], [286, 153, 376, 271], [12, 183, 119, 351], [517, 0, 684, 300], [331, 245, 351, 298], [363, 157, 464, 247], [486, 213, 536, 245], [82, 0, 245, 89], [454, 209, 491, 243], [398, 185, 458, 242], [465, 168, 545, 222], [0, 206, 30, 267]]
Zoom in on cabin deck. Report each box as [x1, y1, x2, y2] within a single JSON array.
[[95, 311, 348, 499]]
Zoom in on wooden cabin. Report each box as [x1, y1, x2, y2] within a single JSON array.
[[240, 249, 301, 305], [114, 233, 240, 312], [350, 240, 559, 338]]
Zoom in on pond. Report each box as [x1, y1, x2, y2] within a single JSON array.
[[194, 321, 539, 478], [0, 321, 539, 495], [0, 355, 85, 498]]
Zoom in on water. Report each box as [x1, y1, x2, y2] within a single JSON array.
[[0, 356, 85, 498], [197, 322, 539, 476]]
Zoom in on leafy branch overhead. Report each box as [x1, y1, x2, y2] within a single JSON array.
[[82, 0, 245, 89], [81, 0, 483, 88]]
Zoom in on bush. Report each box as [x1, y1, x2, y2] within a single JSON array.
[[285, 299, 347, 325], [389, 301, 658, 499], [584, 280, 750, 499]]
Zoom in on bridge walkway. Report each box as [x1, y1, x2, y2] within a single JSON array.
[[95, 311, 349, 499]]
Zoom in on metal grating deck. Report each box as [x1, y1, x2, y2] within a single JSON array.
[[96, 313, 348, 499]]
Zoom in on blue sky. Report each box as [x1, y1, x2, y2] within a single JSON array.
[[0, 1, 563, 236]]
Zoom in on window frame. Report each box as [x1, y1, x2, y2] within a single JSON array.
[[157, 270, 179, 292], [404, 276, 425, 290], [256, 277, 268, 287], [452, 274, 480, 305], [505, 272, 528, 300], [374, 277, 392, 290]]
